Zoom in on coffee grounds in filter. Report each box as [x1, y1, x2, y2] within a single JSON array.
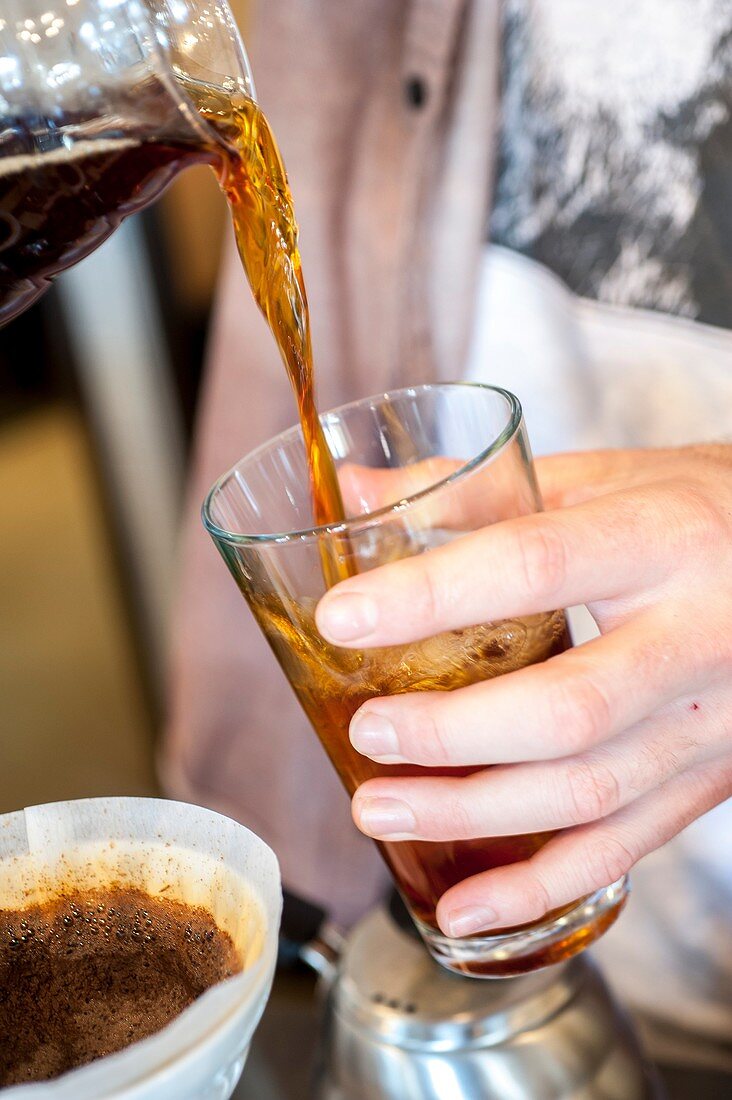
[[0, 886, 242, 1086]]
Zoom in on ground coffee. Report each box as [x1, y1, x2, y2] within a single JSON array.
[[0, 886, 242, 1085]]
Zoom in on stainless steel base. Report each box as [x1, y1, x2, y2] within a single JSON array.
[[316, 907, 664, 1100]]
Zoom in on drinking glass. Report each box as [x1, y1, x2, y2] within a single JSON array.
[[203, 383, 628, 978]]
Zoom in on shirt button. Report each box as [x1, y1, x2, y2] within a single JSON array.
[[404, 75, 428, 109]]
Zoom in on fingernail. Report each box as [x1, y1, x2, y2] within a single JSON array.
[[445, 905, 498, 938], [350, 712, 400, 759], [318, 592, 378, 642], [356, 797, 416, 837]]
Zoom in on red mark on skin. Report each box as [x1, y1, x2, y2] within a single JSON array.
[[689, 702, 700, 711]]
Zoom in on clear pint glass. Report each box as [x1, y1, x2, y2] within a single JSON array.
[[203, 384, 628, 977]]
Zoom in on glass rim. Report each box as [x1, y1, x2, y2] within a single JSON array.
[[202, 382, 523, 547]]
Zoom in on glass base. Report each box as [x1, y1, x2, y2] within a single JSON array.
[[415, 877, 629, 979]]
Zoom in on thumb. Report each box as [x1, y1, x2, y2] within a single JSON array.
[[536, 449, 654, 509]]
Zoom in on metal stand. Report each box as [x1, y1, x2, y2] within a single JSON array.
[[315, 906, 665, 1100]]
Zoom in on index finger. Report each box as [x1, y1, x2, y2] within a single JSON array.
[[315, 485, 669, 647]]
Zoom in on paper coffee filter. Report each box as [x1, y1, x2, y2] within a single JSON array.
[[0, 797, 282, 1099]]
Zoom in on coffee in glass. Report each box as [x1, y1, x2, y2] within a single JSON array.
[[204, 383, 629, 978]]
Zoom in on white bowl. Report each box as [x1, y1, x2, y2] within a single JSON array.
[[0, 797, 282, 1099]]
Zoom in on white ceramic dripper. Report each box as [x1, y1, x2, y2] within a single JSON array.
[[0, 797, 281, 1100]]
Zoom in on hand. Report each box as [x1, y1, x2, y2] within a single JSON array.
[[315, 446, 732, 940]]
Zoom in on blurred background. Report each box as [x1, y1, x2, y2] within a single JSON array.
[[0, 1, 250, 815]]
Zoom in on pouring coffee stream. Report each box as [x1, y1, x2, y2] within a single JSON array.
[[0, 0, 349, 576]]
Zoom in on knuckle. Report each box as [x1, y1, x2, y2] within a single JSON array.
[[586, 835, 635, 889], [564, 757, 621, 823], [523, 872, 553, 922], [419, 559, 451, 626], [722, 630, 732, 668], [515, 521, 568, 602], [632, 729, 687, 792], [547, 672, 613, 754], [667, 482, 728, 550], [404, 701, 453, 766], [438, 790, 477, 840], [636, 627, 718, 690]]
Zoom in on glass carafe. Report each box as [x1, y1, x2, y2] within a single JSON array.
[[0, 0, 254, 325]]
